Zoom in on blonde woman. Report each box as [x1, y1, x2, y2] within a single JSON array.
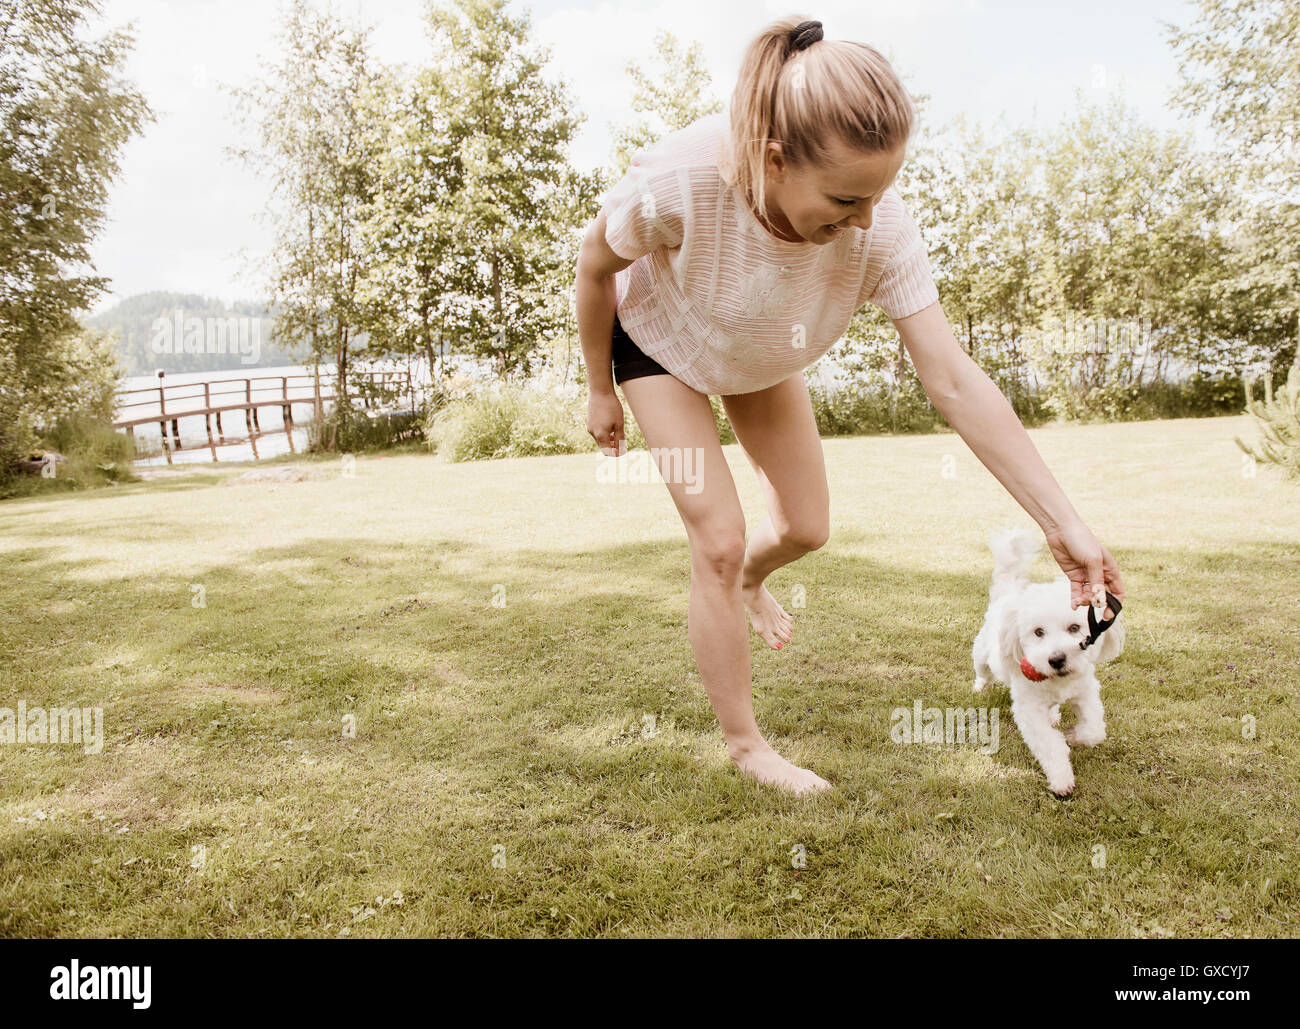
[[574, 15, 1126, 795]]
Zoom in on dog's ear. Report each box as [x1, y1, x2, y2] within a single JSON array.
[[996, 601, 1023, 665]]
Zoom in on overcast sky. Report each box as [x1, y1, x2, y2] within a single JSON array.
[[91, 0, 1207, 312]]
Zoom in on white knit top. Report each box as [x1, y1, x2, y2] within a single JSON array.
[[603, 111, 940, 396]]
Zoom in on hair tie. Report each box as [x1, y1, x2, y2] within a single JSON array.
[[789, 19, 823, 51]]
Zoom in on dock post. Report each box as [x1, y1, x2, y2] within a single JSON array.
[[243, 378, 255, 445], [157, 369, 172, 464], [282, 376, 295, 453], [204, 382, 217, 462]]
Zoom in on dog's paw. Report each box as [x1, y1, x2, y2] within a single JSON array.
[[1049, 704, 1061, 727], [973, 677, 988, 694], [1046, 769, 1075, 797], [1066, 727, 1106, 748]]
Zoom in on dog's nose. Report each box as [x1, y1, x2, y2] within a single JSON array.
[[1048, 652, 1068, 671]]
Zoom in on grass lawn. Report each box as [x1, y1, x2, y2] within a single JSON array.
[[1, 413, 1297, 938]]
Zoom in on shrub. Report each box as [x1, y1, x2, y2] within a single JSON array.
[[1236, 364, 1300, 480], [0, 411, 135, 499], [0, 325, 129, 497], [1040, 372, 1247, 423], [1175, 372, 1249, 417], [426, 384, 588, 461], [709, 394, 736, 446], [1, 327, 121, 476], [307, 403, 424, 453], [422, 381, 735, 462], [43, 412, 134, 465], [0, 370, 35, 475], [806, 378, 944, 436]]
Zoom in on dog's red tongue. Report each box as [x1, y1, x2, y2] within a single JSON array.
[[1020, 656, 1047, 682]]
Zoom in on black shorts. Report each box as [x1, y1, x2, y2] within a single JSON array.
[[612, 314, 672, 384]]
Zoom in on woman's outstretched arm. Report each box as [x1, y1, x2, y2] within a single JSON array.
[[892, 300, 1126, 616]]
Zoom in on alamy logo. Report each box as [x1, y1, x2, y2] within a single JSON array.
[[595, 446, 704, 494], [1, 701, 103, 754], [49, 960, 151, 1009], [150, 308, 265, 365], [890, 699, 1000, 754]]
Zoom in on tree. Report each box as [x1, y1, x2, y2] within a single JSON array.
[[1166, 0, 1300, 375], [0, 0, 149, 469], [229, 0, 380, 444], [609, 30, 723, 179], [1033, 93, 1248, 385], [1236, 363, 1300, 479], [871, 90, 1253, 422], [906, 116, 1045, 354], [353, 61, 464, 385], [425, 0, 598, 381]]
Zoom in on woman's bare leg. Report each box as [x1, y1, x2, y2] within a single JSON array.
[[722, 374, 831, 650], [619, 373, 830, 795]]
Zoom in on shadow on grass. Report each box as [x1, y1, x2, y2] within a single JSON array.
[[0, 449, 362, 510], [4, 521, 1296, 756], [2, 515, 1298, 937]]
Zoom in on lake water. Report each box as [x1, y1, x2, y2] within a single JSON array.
[[115, 352, 838, 466], [114, 356, 501, 465], [117, 364, 340, 465]]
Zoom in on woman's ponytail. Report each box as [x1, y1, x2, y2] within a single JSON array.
[[726, 15, 811, 234], [723, 15, 916, 235]]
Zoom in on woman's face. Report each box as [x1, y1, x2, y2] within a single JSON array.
[[761, 137, 906, 244]]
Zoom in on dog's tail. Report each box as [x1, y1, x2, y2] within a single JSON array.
[[988, 527, 1040, 602]]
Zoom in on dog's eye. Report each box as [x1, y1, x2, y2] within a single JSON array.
[[1068, 624, 1080, 633], [1033, 628, 1045, 638]]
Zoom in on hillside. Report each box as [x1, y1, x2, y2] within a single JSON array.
[[82, 291, 300, 375]]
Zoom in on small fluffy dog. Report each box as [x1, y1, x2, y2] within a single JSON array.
[[971, 528, 1125, 796]]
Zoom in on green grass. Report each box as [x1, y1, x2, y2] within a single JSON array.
[[0, 414, 1297, 938]]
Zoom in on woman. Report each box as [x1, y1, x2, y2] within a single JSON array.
[[573, 15, 1125, 795]]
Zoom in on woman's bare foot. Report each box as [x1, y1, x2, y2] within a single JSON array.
[[728, 739, 831, 795], [741, 583, 793, 649]]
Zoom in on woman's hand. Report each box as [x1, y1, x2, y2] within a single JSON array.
[[1044, 519, 1126, 618], [587, 390, 626, 457]]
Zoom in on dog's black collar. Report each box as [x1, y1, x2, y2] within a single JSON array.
[[1079, 591, 1122, 650]]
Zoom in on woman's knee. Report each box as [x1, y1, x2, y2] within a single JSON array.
[[690, 524, 748, 582], [778, 519, 830, 554]]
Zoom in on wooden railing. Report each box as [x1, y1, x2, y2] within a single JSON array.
[[113, 369, 411, 463]]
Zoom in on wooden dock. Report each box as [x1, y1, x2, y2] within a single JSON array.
[[113, 369, 411, 463]]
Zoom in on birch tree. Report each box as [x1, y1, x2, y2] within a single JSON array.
[[229, 0, 380, 443]]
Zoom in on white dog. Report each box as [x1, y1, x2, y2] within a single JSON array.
[[971, 528, 1125, 796]]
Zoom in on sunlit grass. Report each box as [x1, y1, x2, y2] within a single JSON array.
[[0, 413, 1296, 937]]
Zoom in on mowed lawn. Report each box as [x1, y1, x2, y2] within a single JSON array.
[[1, 413, 1297, 938]]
